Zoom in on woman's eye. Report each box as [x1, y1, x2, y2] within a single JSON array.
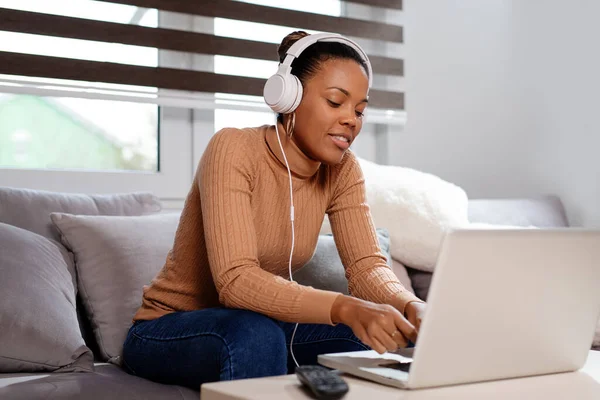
[[355, 111, 364, 118], [327, 100, 341, 107]]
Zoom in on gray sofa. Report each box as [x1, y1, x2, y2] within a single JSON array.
[[0, 187, 572, 399]]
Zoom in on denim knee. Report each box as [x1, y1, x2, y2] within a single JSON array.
[[121, 309, 289, 385], [214, 310, 288, 380]]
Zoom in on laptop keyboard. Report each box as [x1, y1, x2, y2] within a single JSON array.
[[384, 361, 412, 372]]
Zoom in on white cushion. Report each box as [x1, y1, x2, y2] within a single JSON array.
[[322, 158, 469, 272]]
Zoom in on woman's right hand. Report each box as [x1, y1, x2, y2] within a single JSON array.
[[331, 295, 418, 354]]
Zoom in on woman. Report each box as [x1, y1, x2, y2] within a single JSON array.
[[122, 30, 426, 389]]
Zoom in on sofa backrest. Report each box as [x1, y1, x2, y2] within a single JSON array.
[[468, 195, 569, 228]]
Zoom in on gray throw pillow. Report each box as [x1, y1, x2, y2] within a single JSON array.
[[0, 223, 94, 373], [0, 186, 162, 359], [294, 229, 399, 295], [50, 212, 181, 365]]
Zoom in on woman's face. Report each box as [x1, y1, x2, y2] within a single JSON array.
[[292, 58, 369, 165]]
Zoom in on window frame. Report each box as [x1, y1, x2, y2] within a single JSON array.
[[0, 9, 196, 199], [0, 106, 193, 198]]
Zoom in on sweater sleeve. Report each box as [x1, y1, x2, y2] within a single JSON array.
[[326, 152, 422, 313], [198, 129, 340, 325]]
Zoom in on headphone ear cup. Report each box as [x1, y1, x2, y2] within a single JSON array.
[[277, 73, 301, 114], [288, 75, 303, 114], [263, 73, 287, 113], [263, 71, 302, 114]]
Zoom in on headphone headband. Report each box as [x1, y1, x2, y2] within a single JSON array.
[[263, 32, 372, 114], [279, 33, 372, 89]]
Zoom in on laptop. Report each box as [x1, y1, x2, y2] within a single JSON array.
[[318, 228, 600, 390]]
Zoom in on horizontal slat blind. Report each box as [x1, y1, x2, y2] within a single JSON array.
[[0, 0, 405, 110], [0, 8, 404, 77], [0, 52, 403, 110], [99, 0, 403, 42], [344, 0, 402, 9]]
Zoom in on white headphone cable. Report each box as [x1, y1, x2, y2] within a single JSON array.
[[274, 119, 300, 369]]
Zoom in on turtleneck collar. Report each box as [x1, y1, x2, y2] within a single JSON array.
[[265, 122, 321, 179]]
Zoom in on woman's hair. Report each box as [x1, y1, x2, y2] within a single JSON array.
[[276, 31, 369, 122]]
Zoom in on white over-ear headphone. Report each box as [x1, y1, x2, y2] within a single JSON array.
[[263, 33, 373, 114]]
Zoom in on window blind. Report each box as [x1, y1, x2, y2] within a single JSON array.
[[0, 0, 404, 114]]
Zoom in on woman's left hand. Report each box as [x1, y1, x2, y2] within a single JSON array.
[[404, 301, 427, 333]]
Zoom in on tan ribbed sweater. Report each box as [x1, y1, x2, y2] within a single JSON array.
[[133, 124, 421, 325]]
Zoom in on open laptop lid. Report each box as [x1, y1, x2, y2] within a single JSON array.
[[407, 229, 600, 389]]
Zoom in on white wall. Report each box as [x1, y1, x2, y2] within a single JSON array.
[[395, 0, 532, 198], [394, 0, 599, 227], [511, 1, 600, 227]]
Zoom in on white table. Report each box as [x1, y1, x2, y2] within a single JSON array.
[[201, 350, 600, 400]]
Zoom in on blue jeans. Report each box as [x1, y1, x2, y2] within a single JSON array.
[[122, 308, 369, 390]]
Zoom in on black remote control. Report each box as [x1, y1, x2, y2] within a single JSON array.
[[295, 365, 349, 399]]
